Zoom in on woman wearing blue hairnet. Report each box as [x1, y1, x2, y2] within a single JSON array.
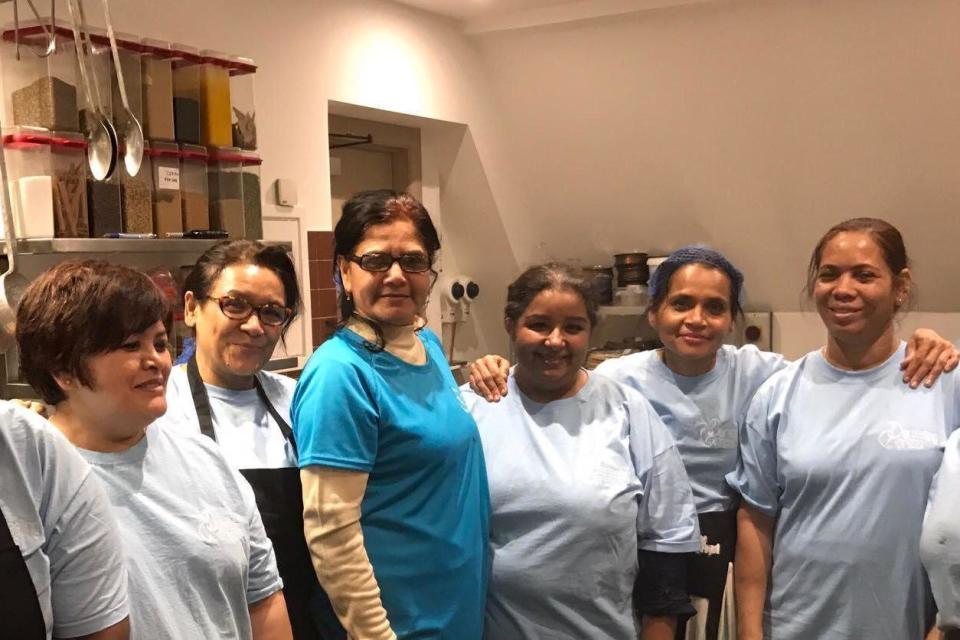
[[469, 244, 958, 640]]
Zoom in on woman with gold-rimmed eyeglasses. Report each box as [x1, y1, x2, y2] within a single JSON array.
[[158, 240, 344, 640]]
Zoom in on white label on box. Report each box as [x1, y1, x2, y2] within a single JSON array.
[[158, 166, 181, 190]]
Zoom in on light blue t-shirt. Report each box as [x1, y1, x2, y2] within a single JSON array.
[[921, 428, 960, 630], [728, 343, 960, 640], [78, 422, 283, 640], [596, 345, 786, 513], [465, 372, 700, 640], [160, 365, 297, 469], [292, 327, 490, 640], [0, 402, 128, 639]]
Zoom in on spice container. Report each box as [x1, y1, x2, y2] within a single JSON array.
[[110, 33, 144, 139], [229, 55, 257, 150], [121, 141, 153, 233], [51, 132, 89, 237], [179, 144, 209, 230], [87, 172, 122, 237], [173, 47, 232, 147], [3, 128, 56, 238], [140, 39, 175, 141], [2, 21, 79, 131], [207, 146, 244, 239], [240, 152, 262, 239], [147, 141, 182, 236]]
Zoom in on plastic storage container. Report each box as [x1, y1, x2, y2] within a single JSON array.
[[240, 151, 262, 239], [110, 33, 144, 142], [147, 141, 182, 236], [3, 128, 57, 238], [51, 132, 89, 237], [229, 55, 257, 150], [140, 39, 175, 141], [207, 146, 244, 239], [87, 171, 122, 237], [173, 47, 232, 147], [179, 144, 209, 230], [1, 21, 79, 131], [121, 141, 153, 233]]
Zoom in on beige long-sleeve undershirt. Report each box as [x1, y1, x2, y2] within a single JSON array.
[[300, 318, 425, 639]]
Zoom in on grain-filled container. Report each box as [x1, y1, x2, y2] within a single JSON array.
[[140, 39, 175, 141], [3, 127, 56, 238], [147, 141, 182, 236], [51, 132, 89, 237], [207, 146, 244, 239], [240, 151, 262, 239], [87, 172, 122, 237], [121, 141, 153, 233], [179, 143, 209, 230], [2, 21, 79, 131], [110, 34, 144, 141], [173, 47, 232, 147], [229, 55, 257, 150]]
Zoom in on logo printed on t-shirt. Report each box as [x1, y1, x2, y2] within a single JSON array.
[[877, 424, 942, 451], [698, 418, 737, 449]]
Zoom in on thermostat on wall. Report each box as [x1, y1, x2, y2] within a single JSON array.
[[274, 179, 298, 207]]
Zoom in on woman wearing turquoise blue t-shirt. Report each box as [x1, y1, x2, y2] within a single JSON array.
[[292, 190, 488, 640]]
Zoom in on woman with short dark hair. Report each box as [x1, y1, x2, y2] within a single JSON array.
[[16, 260, 292, 640]]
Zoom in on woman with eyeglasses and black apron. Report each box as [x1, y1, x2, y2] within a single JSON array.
[[0, 401, 130, 640], [159, 240, 344, 640]]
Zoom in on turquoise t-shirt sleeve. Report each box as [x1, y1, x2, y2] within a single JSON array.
[[727, 382, 781, 517], [293, 357, 380, 472], [628, 392, 701, 553]]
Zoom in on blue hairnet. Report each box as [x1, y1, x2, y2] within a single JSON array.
[[648, 245, 745, 311]]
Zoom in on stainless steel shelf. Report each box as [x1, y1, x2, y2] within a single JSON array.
[[1, 238, 292, 255]]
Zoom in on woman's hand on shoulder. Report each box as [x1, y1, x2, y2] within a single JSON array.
[[902, 329, 960, 388], [11, 398, 49, 417], [468, 355, 511, 402]]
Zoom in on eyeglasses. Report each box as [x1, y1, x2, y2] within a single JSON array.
[[346, 252, 431, 273], [210, 295, 293, 327]]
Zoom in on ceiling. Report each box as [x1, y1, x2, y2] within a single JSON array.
[[392, 0, 575, 22]]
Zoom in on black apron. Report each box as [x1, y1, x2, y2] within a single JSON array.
[[186, 357, 345, 640], [0, 506, 47, 639]]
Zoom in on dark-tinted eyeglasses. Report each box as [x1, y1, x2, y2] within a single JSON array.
[[209, 295, 293, 327], [346, 252, 431, 273]]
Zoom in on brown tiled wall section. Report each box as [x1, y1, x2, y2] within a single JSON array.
[[307, 231, 338, 350]]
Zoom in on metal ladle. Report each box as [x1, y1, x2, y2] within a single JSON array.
[[66, 0, 117, 181], [101, 0, 143, 177]]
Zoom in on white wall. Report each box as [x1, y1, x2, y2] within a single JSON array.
[[475, 0, 960, 313]]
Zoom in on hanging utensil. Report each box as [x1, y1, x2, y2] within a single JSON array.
[[65, 0, 117, 181], [13, 0, 58, 60], [0, 127, 31, 353], [101, 0, 143, 177]]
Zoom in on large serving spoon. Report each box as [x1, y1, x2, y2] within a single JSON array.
[[65, 0, 117, 181], [13, 0, 57, 61], [101, 0, 143, 177]]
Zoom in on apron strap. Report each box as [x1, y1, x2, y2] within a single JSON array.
[[185, 355, 296, 454]]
